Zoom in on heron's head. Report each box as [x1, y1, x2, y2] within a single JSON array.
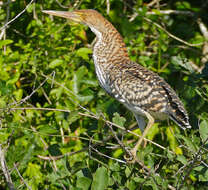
[[42, 9, 109, 34]]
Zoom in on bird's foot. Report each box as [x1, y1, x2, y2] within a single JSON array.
[[124, 148, 138, 163]]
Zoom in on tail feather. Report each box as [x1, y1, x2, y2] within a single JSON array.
[[160, 81, 191, 129], [169, 111, 191, 129]]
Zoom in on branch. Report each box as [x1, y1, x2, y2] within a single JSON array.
[[143, 17, 202, 47], [106, 0, 110, 15], [14, 164, 32, 190], [8, 72, 53, 107], [0, 0, 35, 31], [105, 120, 133, 160], [55, 0, 69, 9], [146, 10, 195, 17], [89, 145, 126, 164], [0, 145, 15, 190], [41, 72, 95, 116], [2, 106, 174, 154], [0, 0, 10, 44], [129, 11, 202, 47], [197, 18, 208, 64], [147, 0, 162, 7]]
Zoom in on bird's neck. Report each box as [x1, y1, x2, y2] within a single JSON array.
[[89, 26, 130, 69]]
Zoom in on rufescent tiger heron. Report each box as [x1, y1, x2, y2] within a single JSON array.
[[42, 9, 191, 161]]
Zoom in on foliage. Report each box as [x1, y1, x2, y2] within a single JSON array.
[[0, 0, 208, 189]]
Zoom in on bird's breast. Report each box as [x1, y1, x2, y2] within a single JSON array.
[[93, 53, 112, 95]]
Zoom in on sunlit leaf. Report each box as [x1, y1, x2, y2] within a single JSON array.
[[76, 177, 91, 190], [68, 111, 80, 125], [76, 47, 92, 60], [91, 167, 108, 190], [6, 72, 20, 85], [199, 120, 208, 143], [49, 59, 64, 68], [112, 112, 126, 127], [0, 39, 13, 48], [177, 155, 188, 165], [38, 125, 58, 134], [166, 127, 182, 154]]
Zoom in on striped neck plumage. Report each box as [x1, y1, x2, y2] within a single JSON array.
[[89, 25, 130, 64]]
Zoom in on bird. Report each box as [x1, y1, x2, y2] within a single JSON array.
[[42, 9, 191, 161]]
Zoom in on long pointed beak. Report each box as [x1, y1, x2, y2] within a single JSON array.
[[42, 10, 82, 22]]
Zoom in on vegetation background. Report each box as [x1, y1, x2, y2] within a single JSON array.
[[0, 0, 208, 189]]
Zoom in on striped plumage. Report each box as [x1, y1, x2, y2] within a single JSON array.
[[43, 9, 191, 160]]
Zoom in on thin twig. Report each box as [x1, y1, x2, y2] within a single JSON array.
[[41, 72, 95, 116], [147, 0, 161, 7], [0, 145, 15, 190], [106, 0, 110, 15], [37, 148, 87, 160], [90, 145, 126, 164], [39, 73, 169, 155], [0, 0, 10, 54], [133, 157, 176, 190], [41, 87, 52, 105], [197, 18, 208, 65], [0, 0, 35, 31], [197, 18, 208, 38], [8, 72, 53, 107], [106, 121, 133, 160], [55, 0, 69, 9], [73, 0, 83, 9], [14, 163, 32, 190], [38, 134, 114, 161], [146, 10, 195, 17], [128, 8, 201, 47], [143, 17, 203, 47], [177, 138, 208, 189], [30, 126, 58, 171], [2, 106, 174, 154]]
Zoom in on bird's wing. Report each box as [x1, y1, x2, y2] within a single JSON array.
[[109, 61, 191, 129]]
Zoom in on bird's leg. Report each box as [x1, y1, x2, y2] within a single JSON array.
[[133, 114, 146, 132], [130, 111, 155, 160]]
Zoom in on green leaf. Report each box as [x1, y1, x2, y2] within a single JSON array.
[[73, 66, 88, 94], [177, 134, 197, 152], [166, 127, 182, 154], [77, 177, 91, 190], [76, 47, 92, 60], [126, 179, 137, 190], [171, 56, 194, 72], [82, 79, 98, 87], [109, 162, 121, 172], [0, 39, 13, 48], [91, 167, 108, 190], [26, 3, 34, 13], [68, 111, 80, 125], [23, 162, 43, 189], [76, 94, 94, 102], [125, 167, 131, 178], [112, 112, 126, 127], [49, 59, 64, 68], [6, 72, 20, 85], [50, 87, 63, 99], [13, 89, 23, 101], [133, 177, 145, 183], [38, 125, 58, 134], [112, 148, 123, 158], [176, 155, 188, 165], [146, 123, 159, 140], [199, 120, 208, 143], [199, 169, 208, 182]]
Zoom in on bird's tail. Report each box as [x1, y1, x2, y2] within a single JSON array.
[[168, 109, 191, 130]]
